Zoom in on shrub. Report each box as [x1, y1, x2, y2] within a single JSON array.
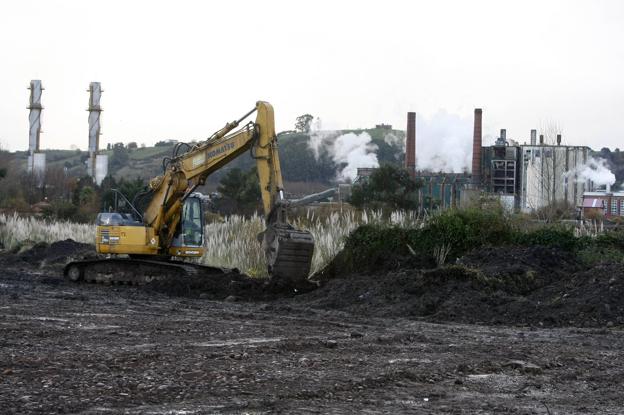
[[595, 230, 624, 250], [327, 207, 615, 275], [513, 225, 579, 251], [415, 207, 513, 259]]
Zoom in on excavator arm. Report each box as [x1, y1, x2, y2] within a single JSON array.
[[65, 101, 314, 286], [141, 101, 314, 282]]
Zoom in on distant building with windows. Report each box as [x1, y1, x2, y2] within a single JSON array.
[[582, 191, 624, 219], [375, 123, 392, 130], [479, 129, 593, 212]]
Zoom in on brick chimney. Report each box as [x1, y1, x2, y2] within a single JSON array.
[[471, 108, 483, 185], [405, 112, 416, 177]]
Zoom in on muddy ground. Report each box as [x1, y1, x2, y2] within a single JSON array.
[[1, 241, 624, 414]]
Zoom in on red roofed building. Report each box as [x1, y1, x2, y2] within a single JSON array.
[[582, 191, 624, 219]]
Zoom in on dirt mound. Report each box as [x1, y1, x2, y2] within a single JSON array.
[[458, 245, 580, 276], [299, 246, 624, 327], [12, 239, 96, 269], [514, 262, 624, 327], [147, 270, 317, 301]]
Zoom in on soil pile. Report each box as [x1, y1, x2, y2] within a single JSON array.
[[4, 238, 624, 328], [302, 246, 624, 327], [147, 269, 317, 301], [10, 239, 96, 269]]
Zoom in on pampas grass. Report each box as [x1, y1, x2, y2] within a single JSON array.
[[0, 209, 424, 276], [0, 213, 92, 251]]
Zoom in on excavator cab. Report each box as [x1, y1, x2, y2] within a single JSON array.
[[169, 195, 205, 258]]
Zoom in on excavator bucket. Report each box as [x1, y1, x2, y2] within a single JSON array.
[[261, 204, 315, 285], [263, 226, 314, 283]]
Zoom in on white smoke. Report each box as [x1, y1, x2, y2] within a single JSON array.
[[383, 131, 404, 149], [307, 118, 329, 158], [414, 111, 472, 173], [307, 110, 473, 180], [571, 157, 616, 186], [308, 128, 379, 181], [332, 132, 379, 181]]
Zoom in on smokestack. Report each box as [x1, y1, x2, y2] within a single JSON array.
[[500, 129, 506, 141], [471, 108, 483, 185], [87, 82, 103, 179], [27, 80, 43, 154], [530, 129, 537, 145], [27, 80, 46, 178], [556, 134, 561, 146], [405, 112, 416, 178], [539, 134, 544, 145]]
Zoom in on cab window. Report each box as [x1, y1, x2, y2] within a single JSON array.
[[181, 198, 203, 246]]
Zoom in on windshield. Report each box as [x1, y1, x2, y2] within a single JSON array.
[[181, 198, 203, 246]]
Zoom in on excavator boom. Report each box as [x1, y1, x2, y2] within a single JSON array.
[[64, 102, 315, 286]]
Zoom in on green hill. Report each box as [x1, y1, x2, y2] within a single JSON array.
[[4, 127, 405, 189]]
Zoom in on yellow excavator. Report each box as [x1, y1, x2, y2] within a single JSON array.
[[64, 101, 315, 286]]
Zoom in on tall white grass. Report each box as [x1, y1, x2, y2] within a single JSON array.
[[574, 220, 604, 238], [202, 208, 424, 276], [0, 213, 93, 251], [0, 209, 423, 277], [201, 214, 266, 276]]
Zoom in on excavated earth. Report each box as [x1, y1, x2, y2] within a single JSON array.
[[1, 240, 624, 414]]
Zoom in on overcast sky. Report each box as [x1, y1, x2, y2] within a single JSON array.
[[1, 0, 623, 152]]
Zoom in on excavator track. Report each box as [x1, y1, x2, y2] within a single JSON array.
[[63, 258, 228, 286]]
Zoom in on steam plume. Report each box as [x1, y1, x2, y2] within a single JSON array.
[[572, 157, 616, 186], [415, 111, 472, 173], [332, 132, 379, 181], [308, 128, 379, 181]]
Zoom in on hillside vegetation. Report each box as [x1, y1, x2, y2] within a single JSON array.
[[5, 127, 405, 189]]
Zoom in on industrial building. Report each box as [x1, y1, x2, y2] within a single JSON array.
[[477, 128, 592, 212], [400, 111, 470, 209], [399, 108, 595, 212], [582, 190, 624, 219]]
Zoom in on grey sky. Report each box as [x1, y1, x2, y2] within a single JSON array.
[[1, 0, 623, 151]]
